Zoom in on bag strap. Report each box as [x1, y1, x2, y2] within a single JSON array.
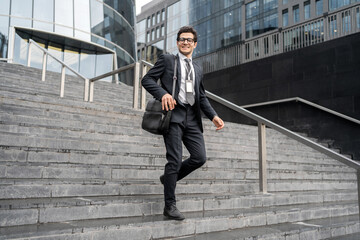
[[171, 55, 178, 98]]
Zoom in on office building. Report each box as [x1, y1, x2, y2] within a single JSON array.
[[0, 0, 136, 84], [137, 0, 360, 160], [137, 0, 360, 69]]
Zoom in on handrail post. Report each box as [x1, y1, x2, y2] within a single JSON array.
[[27, 41, 32, 67], [140, 64, 147, 110], [133, 62, 140, 109], [89, 80, 95, 102], [258, 123, 267, 193], [41, 52, 47, 81], [84, 78, 89, 101], [60, 65, 65, 98]]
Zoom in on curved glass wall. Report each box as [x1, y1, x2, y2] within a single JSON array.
[[0, 0, 136, 84]]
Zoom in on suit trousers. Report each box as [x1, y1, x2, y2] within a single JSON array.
[[162, 104, 206, 207]]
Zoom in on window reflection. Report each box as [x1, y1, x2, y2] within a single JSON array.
[[55, 0, 73, 28], [47, 44, 63, 73], [64, 47, 80, 75], [95, 53, 113, 81], [30, 41, 44, 69], [10, 17, 32, 28], [34, 0, 53, 22], [0, 0, 10, 15], [304, 1, 310, 20], [316, 0, 323, 16], [5, 0, 135, 85], [13, 32, 29, 66], [11, 0, 32, 18], [74, 0, 90, 33], [0, 16, 9, 58], [80, 51, 96, 77]]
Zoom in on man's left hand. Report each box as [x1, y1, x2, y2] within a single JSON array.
[[212, 116, 224, 131]]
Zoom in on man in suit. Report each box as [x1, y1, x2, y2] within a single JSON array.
[[142, 26, 224, 220]]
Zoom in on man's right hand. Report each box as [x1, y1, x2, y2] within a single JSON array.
[[162, 93, 177, 111]]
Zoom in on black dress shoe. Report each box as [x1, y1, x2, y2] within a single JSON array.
[[163, 205, 185, 220], [160, 175, 164, 184]]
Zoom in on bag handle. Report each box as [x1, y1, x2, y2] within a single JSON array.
[[171, 55, 178, 98]]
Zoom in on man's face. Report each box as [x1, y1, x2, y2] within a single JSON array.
[[177, 32, 197, 58]]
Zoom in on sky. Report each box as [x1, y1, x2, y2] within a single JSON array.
[[135, 0, 153, 15]]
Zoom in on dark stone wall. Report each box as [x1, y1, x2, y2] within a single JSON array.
[[203, 32, 360, 160]]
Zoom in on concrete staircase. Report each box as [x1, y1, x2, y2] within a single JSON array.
[[0, 62, 359, 240]]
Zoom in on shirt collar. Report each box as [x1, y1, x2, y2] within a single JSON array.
[[178, 52, 192, 62]]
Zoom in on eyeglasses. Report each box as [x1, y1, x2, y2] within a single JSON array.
[[177, 37, 195, 44]]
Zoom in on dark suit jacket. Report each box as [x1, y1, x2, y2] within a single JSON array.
[[141, 54, 217, 132]]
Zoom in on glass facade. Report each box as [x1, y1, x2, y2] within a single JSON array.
[[245, 0, 278, 39], [0, 0, 136, 84], [190, 0, 243, 56], [136, 0, 360, 66]]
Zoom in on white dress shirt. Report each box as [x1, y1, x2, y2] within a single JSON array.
[[178, 52, 195, 105]]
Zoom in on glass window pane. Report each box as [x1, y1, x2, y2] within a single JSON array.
[[0, 16, 9, 58], [34, 0, 54, 22], [91, 0, 104, 31], [55, 25, 73, 37], [64, 47, 79, 75], [246, 0, 259, 19], [0, 0, 10, 15], [75, 30, 91, 41], [283, 9, 289, 27], [74, 0, 90, 33], [316, 0, 323, 16], [95, 53, 113, 81], [10, 17, 32, 28], [11, 0, 32, 18], [304, 1, 310, 20], [47, 44, 63, 73], [13, 32, 29, 65], [104, 0, 134, 26], [80, 51, 96, 78], [33, 21, 53, 32], [293, 5, 300, 23], [30, 43, 44, 69], [55, 0, 73, 27]]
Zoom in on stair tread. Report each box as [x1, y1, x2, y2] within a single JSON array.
[[0, 202, 358, 239]]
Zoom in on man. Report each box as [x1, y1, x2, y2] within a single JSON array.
[[142, 26, 224, 220]]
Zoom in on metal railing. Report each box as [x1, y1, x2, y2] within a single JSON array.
[[27, 39, 90, 101], [241, 97, 360, 125], [205, 91, 360, 216], [26, 39, 151, 109]]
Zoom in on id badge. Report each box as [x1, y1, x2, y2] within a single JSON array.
[[185, 80, 193, 93]]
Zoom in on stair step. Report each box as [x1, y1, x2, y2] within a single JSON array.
[[0, 62, 358, 239], [0, 202, 358, 239], [176, 214, 360, 240]]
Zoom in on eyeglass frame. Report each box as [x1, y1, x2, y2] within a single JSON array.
[[177, 37, 196, 44]]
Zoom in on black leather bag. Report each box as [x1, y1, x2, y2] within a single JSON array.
[[141, 56, 178, 135]]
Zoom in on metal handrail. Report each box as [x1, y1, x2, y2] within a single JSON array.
[[27, 39, 148, 106], [28, 39, 90, 101], [241, 97, 360, 125], [206, 91, 360, 170], [87, 60, 153, 107], [206, 90, 360, 216]]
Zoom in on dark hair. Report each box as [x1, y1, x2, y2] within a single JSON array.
[[177, 26, 198, 42]]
